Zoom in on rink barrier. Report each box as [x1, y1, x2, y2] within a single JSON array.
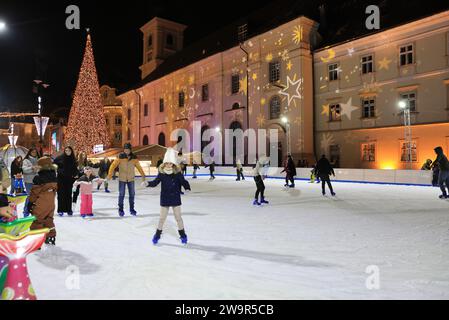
[[130, 166, 434, 187]]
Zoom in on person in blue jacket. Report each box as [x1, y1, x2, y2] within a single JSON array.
[[144, 148, 191, 245]]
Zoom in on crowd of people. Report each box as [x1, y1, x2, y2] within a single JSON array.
[[0, 142, 448, 246]]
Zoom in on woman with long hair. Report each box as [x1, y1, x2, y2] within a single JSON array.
[[53, 146, 78, 216], [10, 155, 23, 194], [22, 148, 40, 217]]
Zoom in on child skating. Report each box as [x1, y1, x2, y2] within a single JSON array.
[[144, 148, 191, 245], [73, 167, 103, 218], [253, 156, 269, 206]]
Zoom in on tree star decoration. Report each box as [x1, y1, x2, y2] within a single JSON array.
[[378, 57, 392, 70], [340, 97, 358, 120], [292, 25, 303, 45], [278, 76, 302, 107]]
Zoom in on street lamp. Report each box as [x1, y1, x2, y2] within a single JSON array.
[[33, 80, 50, 156], [399, 100, 413, 170], [0, 21, 6, 32], [281, 116, 291, 156]]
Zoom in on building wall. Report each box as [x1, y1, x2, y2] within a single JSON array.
[[314, 10, 449, 169], [120, 16, 320, 165]]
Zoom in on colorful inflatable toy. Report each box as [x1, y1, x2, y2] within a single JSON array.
[[0, 229, 49, 300]]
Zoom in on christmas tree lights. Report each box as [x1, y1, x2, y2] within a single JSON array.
[[65, 33, 110, 155]]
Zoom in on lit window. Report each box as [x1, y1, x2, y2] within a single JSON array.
[[361, 55, 374, 74], [328, 63, 339, 81], [400, 141, 418, 162], [400, 92, 417, 112], [269, 61, 281, 83], [400, 44, 414, 66], [362, 98, 376, 118], [361, 143, 376, 162], [329, 103, 341, 121]]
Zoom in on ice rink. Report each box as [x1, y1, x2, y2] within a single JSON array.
[[25, 175, 449, 300]]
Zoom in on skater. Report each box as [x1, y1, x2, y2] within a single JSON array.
[[205, 161, 216, 180], [310, 165, 321, 184], [0, 194, 14, 222], [107, 143, 146, 216], [9, 156, 23, 194], [144, 148, 191, 245], [235, 159, 245, 181], [421, 159, 432, 171], [315, 155, 336, 196], [27, 157, 58, 245], [432, 146, 449, 199], [192, 161, 200, 179], [252, 156, 269, 206], [281, 155, 296, 188], [72, 152, 90, 204], [432, 162, 440, 187], [54, 146, 79, 216], [74, 167, 103, 218], [22, 148, 39, 217], [12, 172, 25, 194], [178, 152, 187, 176], [96, 157, 111, 193]]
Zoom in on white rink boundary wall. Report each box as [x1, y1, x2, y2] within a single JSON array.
[[125, 162, 434, 187]]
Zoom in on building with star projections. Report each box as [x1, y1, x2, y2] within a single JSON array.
[[115, 5, 449, 169]]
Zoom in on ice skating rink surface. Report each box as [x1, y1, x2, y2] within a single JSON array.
[[27, 176, 449, 299]]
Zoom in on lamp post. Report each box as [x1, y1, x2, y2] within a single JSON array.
[[399, 100, 413, 170], [33, 80, 50, 156]]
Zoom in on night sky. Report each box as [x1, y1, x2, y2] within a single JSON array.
[[0, 0, 448, 119]]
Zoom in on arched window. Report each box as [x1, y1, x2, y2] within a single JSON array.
[[270, 96, 281, 120], [166, 34, 174, 46], [158, 132, 166, 147], [229, 121, 243, 164], [143, 135, 149, 146]]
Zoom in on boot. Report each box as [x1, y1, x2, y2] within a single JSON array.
[[130, 208, 137, 216], [178, 229, 188, 244], [58, 212, 64, 217], [253, 199, 261, 206], [260, 197, 269, 204], [105, 188, 110, 193], [118, 208, 125, 217], [152, 229, 162, 245]]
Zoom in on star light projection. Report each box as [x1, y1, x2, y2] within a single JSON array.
[[65, 33, 110, 154], [340, 97, 359, 120], [378, 57, 392, 70], [278, 75, 303, 107]]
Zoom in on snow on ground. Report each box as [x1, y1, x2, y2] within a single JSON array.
[[23, 175, 449, 300]]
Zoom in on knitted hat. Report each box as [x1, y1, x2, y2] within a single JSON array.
[[163, 148, 178, 165], [0, 194, 9, 208], [38, 156, 57, 171]]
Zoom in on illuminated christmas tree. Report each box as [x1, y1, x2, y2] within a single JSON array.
[[65, 33, 110, 154]]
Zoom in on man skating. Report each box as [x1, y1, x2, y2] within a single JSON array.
[[108, 143, 146, 216], [315, 155, 336, 197], [432, 146, 449, 199]]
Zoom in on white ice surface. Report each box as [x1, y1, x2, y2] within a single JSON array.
[[23, 176, 449, 300]]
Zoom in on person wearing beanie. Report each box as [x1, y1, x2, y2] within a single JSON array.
[[28, 156, 58, 245], [0, 194, 14, 222], [144, 148, 191, 245], [432, 146, 449, 199], [108, 143, 146, 216]]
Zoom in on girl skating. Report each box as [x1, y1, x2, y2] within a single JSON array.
[[253, 156, 269, 206], [281, 155, 296, 188], [144, 148, 191, 245], [73, 167, 103, 218]]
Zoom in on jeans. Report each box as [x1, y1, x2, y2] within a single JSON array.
[[23, 182, 34, 214], [254, 175, 265, 199], [438, 170, 449, 196], [118, 181, 135, 210]]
